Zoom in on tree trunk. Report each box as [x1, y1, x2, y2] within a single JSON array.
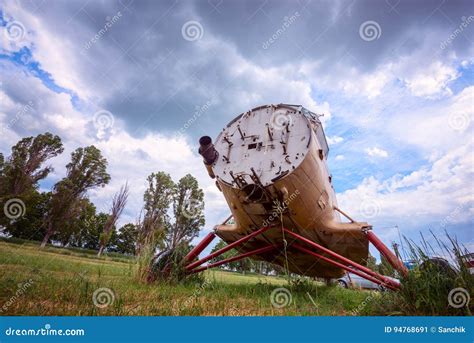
[[40, 232, 50, 248], [40, 223, 53, 248], [97, 245, 105, 257]]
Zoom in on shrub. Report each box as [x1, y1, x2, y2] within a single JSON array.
[[368, 232, 473, 316]]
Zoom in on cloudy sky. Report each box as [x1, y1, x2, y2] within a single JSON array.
[[1, 0, 473, 259]]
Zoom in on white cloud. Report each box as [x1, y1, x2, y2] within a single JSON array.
[[338, 142, 474, 228], [339, 65, 392, 99], [0, 62, 225, 232], [327, 135, 344, 145], [400, 61, 459, 98], [1, 0, 472, 254], [365, 147, 388, 158], [387, 86, 474, 153]]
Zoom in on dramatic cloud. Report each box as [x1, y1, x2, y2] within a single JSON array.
[[1, 0, 473, 255]]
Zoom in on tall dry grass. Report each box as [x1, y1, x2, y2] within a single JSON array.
[[367, 232, 473, 316]]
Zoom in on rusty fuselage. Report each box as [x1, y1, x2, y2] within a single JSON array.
[[199, 104, 370, 278]]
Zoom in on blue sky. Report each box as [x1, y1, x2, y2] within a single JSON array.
[[0, 0, 473, 260]]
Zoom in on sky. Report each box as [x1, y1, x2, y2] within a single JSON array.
[[0, 0, 473, 260]]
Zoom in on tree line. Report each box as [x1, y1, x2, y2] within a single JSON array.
[[0, 133, 205, 258]]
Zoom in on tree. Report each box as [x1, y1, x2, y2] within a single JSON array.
[[167, 174, 205, 250], [0, 153, 4, 177], [81, 213, 110, 250], [55, 198, 96, 246], [140, 173, 207, 282], [115, 223, 139, 255], [1, 190, 50, 241], [137, 172, 174, 252], [209, 240, 256, 274], [0, 134, 63, 240], [365, 254, 378, 272], [41, 146, 110, 247], [380, 255, 396, 276], [98, 183, 129, 256], [209, 240, 241, 271], [0, 133, 63, 196]]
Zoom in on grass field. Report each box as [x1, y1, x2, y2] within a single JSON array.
[[0, 240, 377, 316]]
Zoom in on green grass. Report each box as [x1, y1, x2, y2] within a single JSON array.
[[0, 240, 372, 316], [364, 234, 473, 316]]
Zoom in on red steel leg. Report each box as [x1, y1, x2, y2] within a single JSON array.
[[293, 244, 398, 290], [189, 245, 277, 274], [186, 225, 273, 271], [366, 230, 408, 277], [184, 232, 216, 263], [186, 225, 405, 290], [283, 228, 400, 289]]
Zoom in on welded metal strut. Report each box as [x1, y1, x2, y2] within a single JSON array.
[[185, 224, 407, 290]]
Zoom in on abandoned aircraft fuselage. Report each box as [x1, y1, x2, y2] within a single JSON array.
[[199, 104, 370, 278]]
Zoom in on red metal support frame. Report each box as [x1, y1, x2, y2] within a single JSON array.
[[184, 231, 216, 263], [189, 245, 278, 274], [293, 244, 397, 290], [283, 228, 401, 289], [365, 230, 408, 277], [186, 225, 405, 291], [185, 225, 273, 271]]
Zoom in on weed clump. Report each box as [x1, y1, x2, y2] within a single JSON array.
[[367, 233, 473, 316]]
